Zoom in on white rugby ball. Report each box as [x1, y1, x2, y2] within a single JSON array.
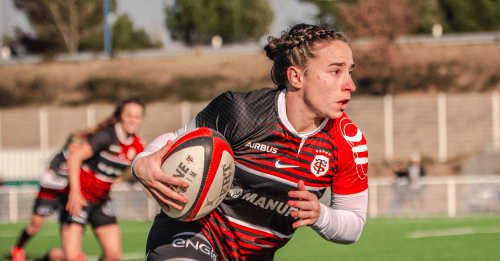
[[160, 127, 235, 222]]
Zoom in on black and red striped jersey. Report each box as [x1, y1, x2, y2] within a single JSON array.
[[77, 124, 145, 203], [194, 87, 368, 260]]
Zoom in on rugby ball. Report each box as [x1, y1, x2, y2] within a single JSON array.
[[160, 127, 235, 222]]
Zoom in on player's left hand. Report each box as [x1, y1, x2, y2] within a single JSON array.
[[287, 180, 321, 229]]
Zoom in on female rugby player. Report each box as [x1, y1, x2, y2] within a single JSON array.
[[41, 96, 146, 261], [133, 24, 368, 261]]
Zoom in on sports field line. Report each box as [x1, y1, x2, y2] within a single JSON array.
[[368, 215, 500, 224], [407, 226, 500, 238]]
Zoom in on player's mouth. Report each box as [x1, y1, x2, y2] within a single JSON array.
[[339, 99, 350, 110]]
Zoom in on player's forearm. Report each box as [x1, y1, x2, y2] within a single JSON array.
[[311, 189, 368, 244], [131, 118, 196, 179], [67, 156, 83, 193]]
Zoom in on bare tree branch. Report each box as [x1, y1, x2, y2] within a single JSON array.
[[44, 0, 72, 51]]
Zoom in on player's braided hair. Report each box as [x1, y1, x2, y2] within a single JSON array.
[[71, 96, 145, 142], [264, 23, 349, 90]]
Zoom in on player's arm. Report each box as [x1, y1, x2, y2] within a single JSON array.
[[66, 142, 93, 216], [287, 182, 367, 244], [131, 119, 196, 211], [309, 114, 369, 244], [310, 190, 367, 244], [132, 92, 241, 211]]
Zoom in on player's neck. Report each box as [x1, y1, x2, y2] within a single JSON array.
[[285, 91, 323, 133]]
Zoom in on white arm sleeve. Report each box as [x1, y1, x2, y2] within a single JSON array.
[[311, 189, 368, 244], [131, 118, 197, 170]]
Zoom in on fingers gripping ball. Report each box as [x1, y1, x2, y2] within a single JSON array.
[[161, 127, 235, 222]]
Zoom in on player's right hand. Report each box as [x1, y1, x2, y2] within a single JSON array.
[[67, 190, 88, 216], [132, 140, 189, 211]]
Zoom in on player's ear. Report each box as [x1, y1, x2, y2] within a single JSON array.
[[287, 66, 304, 90]]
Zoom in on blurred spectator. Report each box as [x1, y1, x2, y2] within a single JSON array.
[[390, 161, 409, 214], [407, 152, 426, 209]]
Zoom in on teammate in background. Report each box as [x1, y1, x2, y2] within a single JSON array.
[[39, 96, 146, 261], [133, 24, 369, 260], [11, 135, 87, 261]]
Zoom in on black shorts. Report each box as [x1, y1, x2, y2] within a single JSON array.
[[59, 195, 117, 228], [33, 198, 61, 216], [146, 211, 219, 261]]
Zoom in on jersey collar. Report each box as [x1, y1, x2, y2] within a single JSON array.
[[277, 89, 329, 139], [115, 123, 134, 145]]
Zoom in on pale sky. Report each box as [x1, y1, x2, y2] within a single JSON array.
[[1, 0, 318, 47]]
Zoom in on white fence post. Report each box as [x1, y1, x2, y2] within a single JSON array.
[[368, 181, 378, 217], [9, 188, 18, 222], [384, 95, 394, 160], [438, 94, 448, 162], [181, 101, 191, 126], [492, 92, 500, 152], [40, 107, 49, 150], [447, 178, 457, 217], [87, 106, 96, 128], [0, 109, 2, 149]]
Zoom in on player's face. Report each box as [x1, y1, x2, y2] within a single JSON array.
[[301, 40, 356, 120], [121, 102, 144, 135]]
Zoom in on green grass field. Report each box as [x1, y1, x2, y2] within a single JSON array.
[[1, 215, 499, 261]]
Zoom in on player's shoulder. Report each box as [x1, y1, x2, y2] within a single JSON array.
[[331, 113, 365, 142], [133, 135, 146, 149], [217, 87, 279, 108]]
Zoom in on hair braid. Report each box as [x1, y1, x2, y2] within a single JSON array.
[[264, 23, 349, 90]]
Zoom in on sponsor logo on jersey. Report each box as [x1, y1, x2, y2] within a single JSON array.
[[225, 186, 243, 199], [275, 160, 299, 169], [339, 118, 368, 180], [310, 150, 330, 177], [172, 232, 218, 260], [245, 142, 278, 154], [241, 193, 300, 218]]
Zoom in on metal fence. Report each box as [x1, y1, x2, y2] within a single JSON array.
[[2, 175, 500, 223]]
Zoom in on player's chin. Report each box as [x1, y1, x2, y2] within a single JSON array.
[[124, 126, 139, 135], [328, 110, 344, 120]]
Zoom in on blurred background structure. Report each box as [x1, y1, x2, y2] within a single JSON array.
[[1, 0, 500, 222]]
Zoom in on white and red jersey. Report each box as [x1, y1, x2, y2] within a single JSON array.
[[70, 124, 145, 203], [188, 87, 368, 260]]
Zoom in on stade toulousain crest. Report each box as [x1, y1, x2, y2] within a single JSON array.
[[310, 150, 330, 177]]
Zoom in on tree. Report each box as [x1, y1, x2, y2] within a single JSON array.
[[13, 0, 117, 53], [423, 0, 500, 33], [336, 0, 421, 94], [79, 14, 163, 52], [298, 0, 343, 28], [166, 0, 274, 46]]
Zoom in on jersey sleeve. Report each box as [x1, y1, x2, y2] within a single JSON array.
[[195, 91, 267, 145], [332, 114, 369, 195], [87, 129, 113, 155]]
